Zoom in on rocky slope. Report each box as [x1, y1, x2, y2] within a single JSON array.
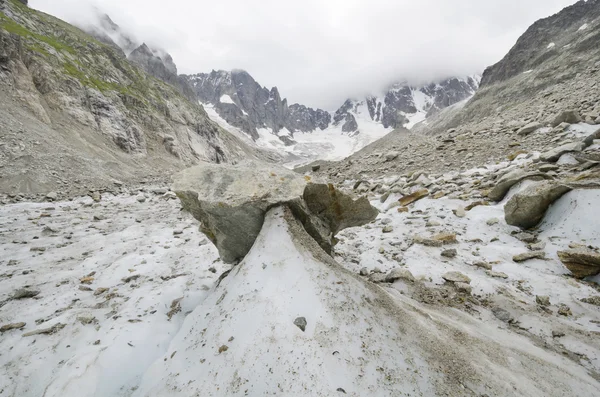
[[0, 0, 268, 198]]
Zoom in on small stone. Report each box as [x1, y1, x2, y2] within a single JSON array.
[[515, 232, 537, 243], [94, 287, 109, 296], [46, 192, 58, 201], [385, 268, 415, 283], [552, 330, 565, 338], [311, 165, 321, 172], [382, 226, 393, 233], [442, 271, 471, 284], [397, 206, 409, 213], [294, 317, 307, 332], [581, 296, 600, 306], [454, 282, 472, 294], [453, 207, 466, 218], [80, 276, 94, 285], [441, 249, 457, 258], [536, 295, 551, 306], [472, 261, 492, 270], [513, 251, 545, 262], [492, 307, 513, 323], [77, 316, 96, 325], [0, 322, 26, 332], [486, 218, 499, 226], [359, 267, 369, 276], [93, 214, 106, 221], [369, 273, 387, 283], [528, 242, 546, 251], [398, 189, 429, 206], [218, 345, 229, 354], [79, 286, 93, 291], [557, 304, 572, 316], [433, 232, 458, 244], [426, 220, 441, 227], [486, 271, 508, 279], [12, 288, 40, 300]]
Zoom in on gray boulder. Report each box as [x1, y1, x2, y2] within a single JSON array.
[[173, 161, 378, 263], [504, 181, 571, 229], [517, 122, 542, 136], [488, 169, 549, 202], [540, 142, 585, 162], [550, 110, 582, 127]]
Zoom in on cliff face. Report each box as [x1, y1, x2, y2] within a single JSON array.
[[0, 0, 265, 195]]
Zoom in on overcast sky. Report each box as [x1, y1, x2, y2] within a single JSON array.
[[30, 0, 576, 109]]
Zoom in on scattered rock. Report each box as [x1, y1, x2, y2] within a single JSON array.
[[167, 297, 183, 320], [513, 251, 546, 262], [385, 151, 399, 161], [294, 317, 307, 332], [540, 142, 586, 162], [94, 287, 109, 296], [22, 323, 65, 337], [581, 296, 600, 306], [46, 192, 58, 201], [433, 232, 458, 244], [385, 268, 415, 283], [486, 271, 508, 279], [441, 249, 457, 258], [504, 181, 571, 229], [12, 288, 40, 300], [311, 165, 321, 172], [442, 271, 471, 284], [218, 345, 229, 354], [0, 322, 26, 332], [454, 282, 472, 294], [77, 316, 96, 325], [486, 218, 500, 226], [550, 110, 581, 127], [472, 261, 493, 270], [488, 169, 548, 202], [517, 122, 542, 136], [557, 248, 600, 278], [368, 273, 387, 283], [552, 330, 566, 338], [536, 295, 551, 306], [398, 189, 429, 206], [382, 226, 393, 233], [557, 304, 572, 316], [492, 307, 513, 323], [359, 267, 369, 276], [453, 207, 466, 218]]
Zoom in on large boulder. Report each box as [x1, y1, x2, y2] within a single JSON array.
[[173, 161, 378, 263], [540, 142, 586, 162], [558, 249, 600, 278], [488, 169, 549, 202], [504, 181, 571, 229]]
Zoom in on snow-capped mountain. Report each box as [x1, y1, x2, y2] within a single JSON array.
[[332, 76, 480, 132]]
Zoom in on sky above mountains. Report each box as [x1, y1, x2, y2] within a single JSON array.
[[30, 0, 576, 109]]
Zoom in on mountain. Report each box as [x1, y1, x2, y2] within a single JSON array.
[[0, 0, 267, 196], [182, 70, 331, 140], [332, 76, 480, 132]]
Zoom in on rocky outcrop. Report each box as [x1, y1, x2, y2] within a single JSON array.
[[488, 169, 549, 202], [558, 249, 600, 278], [504, 181, 571, 229], [173, 161, 378, 263]]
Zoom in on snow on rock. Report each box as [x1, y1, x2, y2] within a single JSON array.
[[135, 207, 600, 396], [219, 94, 235, 104]]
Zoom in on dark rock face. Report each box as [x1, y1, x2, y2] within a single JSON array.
[[421, 77, 480, 116], [332, 99, 360, 133], [182, 70, 331, 140], [480, 0, 600, 86]]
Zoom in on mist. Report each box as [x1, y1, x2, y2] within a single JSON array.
[[29, 0, 577, 110]]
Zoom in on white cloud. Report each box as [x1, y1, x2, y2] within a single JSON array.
[[29, 0, 576, 109]]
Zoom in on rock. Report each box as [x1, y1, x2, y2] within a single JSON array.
[[93, 214, 106, 221], [0, 322, 26, 332], [94, 287, 109, 296], [454, 282, 472, 294], [504, 181, 571, 228], [492, 307, 513, 323], [453, 207, 466, 218], [385, 268, 415, 283], [385, 151, 400, 161], [12, 288, 40, 300], [442, 271, 471, 284], [465, 201, 488, 211], [218, 345, 229, 354], [90, 192, 101, 202], [77, 315, 96, 325], [539, 142, 585, 162], [513, 251, 546, 262], [397, 206, 409, 213], [488, 169, 548, 202], [426, 220, 441, 227], [359, 267, 369, 276], [173, 161, 377, 263], [473, 261, 493, 270], [398, 189, 429, 206], [294, 317, 307, 332], [433, 232, 458, 244], [486, 271, 508, 279], [486, 218, 500, 226], [441, 249, 457, 258], [536, 295, 551, 306], [312, 165, 321, 172], [515, 232, 537, 243], [552, 330, 566, 338], [22, 323, 66, 337], [413, 237, 443, 247], [528, 242, 546, 251], [162, 191, 177, 200], [136, 195, 147, 203], [550, 110, 582, 127], [517, 122, 542, 136], [582, 127, 600, 146], [581, 296, 600, 306], [382, 226, 393, 233], [46, 191, 58, 201], [369, 273, 387, 283], [557, 304, 572, 316], [557, 248, 600, 278]]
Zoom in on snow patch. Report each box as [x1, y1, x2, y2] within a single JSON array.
[[219, 94, 235, 104]]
